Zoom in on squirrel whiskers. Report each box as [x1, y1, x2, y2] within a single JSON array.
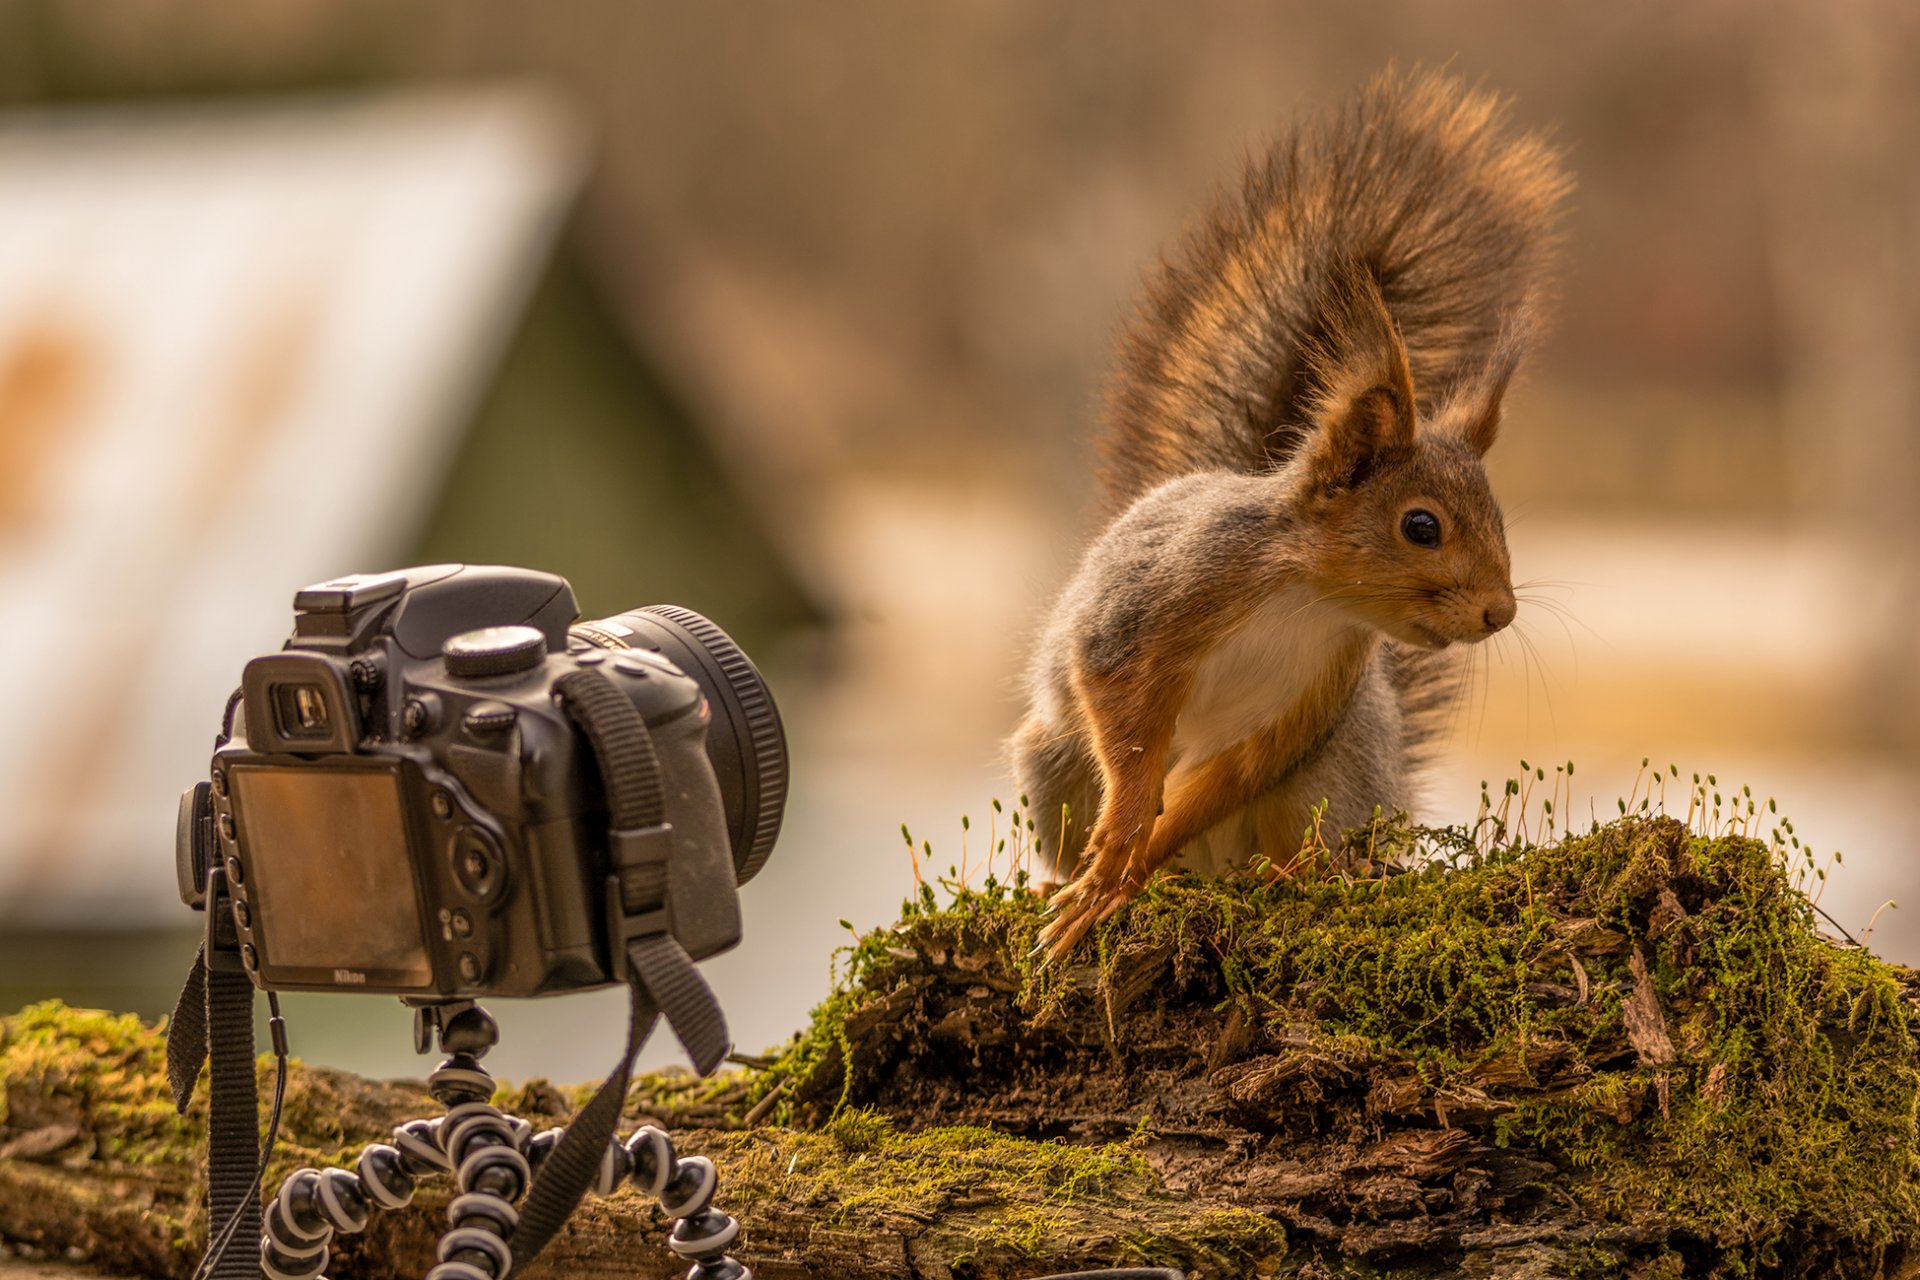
[[1013, 70, 1572, 959]]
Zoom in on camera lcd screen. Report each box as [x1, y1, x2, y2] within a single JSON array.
[[230, 763, 431, 984]]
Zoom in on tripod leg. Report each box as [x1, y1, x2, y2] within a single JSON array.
[[261, 1100, 750, 1279], [620, 1126, 751, 1280], [259, 1102, 533, 1280], [523, 1122, 749, 1277]]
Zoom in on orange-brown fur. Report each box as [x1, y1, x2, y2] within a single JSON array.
[[1015, 71, 1570, 959]]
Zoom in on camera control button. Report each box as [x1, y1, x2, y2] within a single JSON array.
[[225, 856, 245, 886], [612, 657, 653, 678], [452, 827, 504, 902], [233, 901, 250, 929], [458, 952, 484, 983], [217, 812, 236, 842], [450, 909, 474, 939], [574, 650, 606, 666], [623, 649, 678, 673], [463, 701, 517, 735], [444, 625, 548, 678], [241, 944, 258, 971]]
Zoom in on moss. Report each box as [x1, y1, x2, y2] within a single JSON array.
[[1, 1000, 1284, 1276], [709, 1111, 1284, 1275], [9, 796, 1916, 1277], [0, 997, 446, 1213], [976, 1202, 1073, 1257], [781, 1112, 1152, 1224], [1495, 831, 1920, 1248], [766, 811, 1920, 1270], [1126, 1207, 1291, 1274], [0, 1000, 195, 1164], [826, 1106, 894, 1152]]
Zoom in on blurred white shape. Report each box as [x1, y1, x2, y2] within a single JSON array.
[[0, 87, 583, 924]]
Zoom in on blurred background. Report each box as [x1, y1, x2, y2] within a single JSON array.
[[0, 1, 1916, 1083]]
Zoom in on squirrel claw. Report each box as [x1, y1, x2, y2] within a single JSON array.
[[1036, 902, 1098, 962], [1036, 866, 1139, 963]]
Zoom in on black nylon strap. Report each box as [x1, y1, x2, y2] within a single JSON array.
[[507, 977, 660, 1273], [166, 940, 261, 1279], [165, 946, 209, 1113], [629, 931, 729, 1076], [204, 961, 261, 1278], [508, 932, 731, 1275], [558, 668, 676, 917], [510, 671, 730, 1274], [555, 669, 667, 831], [551, 667, 727, 1070]]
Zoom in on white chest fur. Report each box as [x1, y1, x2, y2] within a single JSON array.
[[1169, 584, 1354, 770]]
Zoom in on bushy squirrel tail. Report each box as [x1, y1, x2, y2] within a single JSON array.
[[1096, 67, 1572, 515]]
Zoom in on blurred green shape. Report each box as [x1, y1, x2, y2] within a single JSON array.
[[413, 250, 824, 655]]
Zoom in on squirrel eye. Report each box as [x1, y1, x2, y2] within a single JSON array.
[[1401, 509, 1442, 548]]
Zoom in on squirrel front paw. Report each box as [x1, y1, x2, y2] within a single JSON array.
[[1036, 875, 1136, 961], [1036, 831, 1149, 962]]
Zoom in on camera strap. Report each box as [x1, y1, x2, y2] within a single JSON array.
[[165, 919, 262, 1280], [506, 669, 731, 1274]]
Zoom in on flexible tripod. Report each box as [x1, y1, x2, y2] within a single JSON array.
[[256, 1002, 748, 1280]]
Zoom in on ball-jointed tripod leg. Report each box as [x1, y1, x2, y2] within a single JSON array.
[[257, 1002, 751, 1280]]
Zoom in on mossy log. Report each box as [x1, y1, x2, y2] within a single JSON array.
[[1, 1003, 1285, 1280], [5, 816, 1920, 1279]]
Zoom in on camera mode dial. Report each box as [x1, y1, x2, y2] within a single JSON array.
[[443, 625, 547, 678]]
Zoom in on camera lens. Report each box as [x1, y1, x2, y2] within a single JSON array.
[[570, 608, 787, 885]]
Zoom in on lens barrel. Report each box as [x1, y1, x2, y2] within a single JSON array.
[[570, 608, 787, 885]]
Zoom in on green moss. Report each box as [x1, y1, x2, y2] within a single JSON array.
[[802, 1112, 1149, 1221], [1127, 1207, 1290, 1273], [768, 811, 1920, 1266], [826, 1106, 894, 1152], [1495, 833, 1920, 1246], [977, 1202, 1073, 1257], [701, 1111, 1280, 1273], [4, 1000, 1243, 1274], [0, 999, 195, 1163], [0, 997, 444, 1208], [9, 793, 1915, 1275]]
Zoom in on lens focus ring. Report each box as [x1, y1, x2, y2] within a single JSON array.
[[635, 606, 787, 884]]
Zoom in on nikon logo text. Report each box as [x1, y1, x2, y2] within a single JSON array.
[[333, 969, 368, 985]]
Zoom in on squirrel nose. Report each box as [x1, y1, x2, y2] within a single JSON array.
[[1482, 594, 1517, 634]]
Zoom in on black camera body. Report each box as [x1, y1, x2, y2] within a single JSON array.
[[176, 564, 786, 1000]]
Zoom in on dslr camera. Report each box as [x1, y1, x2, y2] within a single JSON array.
[[174, 563, 787, 999], [166, 565, 1180, 1280]]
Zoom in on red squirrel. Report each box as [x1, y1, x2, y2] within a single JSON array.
[[1011, 71, 1572, 959]]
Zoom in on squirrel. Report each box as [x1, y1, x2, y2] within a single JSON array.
[[1011, 70, 1571, 960]]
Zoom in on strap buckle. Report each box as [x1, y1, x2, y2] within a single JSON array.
[[203, 865, 248, 974], [609, 822, 676, 872], [603, 822, 675, 983]]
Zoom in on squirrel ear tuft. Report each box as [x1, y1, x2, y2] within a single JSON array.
[[1437, 314, 1533, 457], [1300, 264, 1416, 491]]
